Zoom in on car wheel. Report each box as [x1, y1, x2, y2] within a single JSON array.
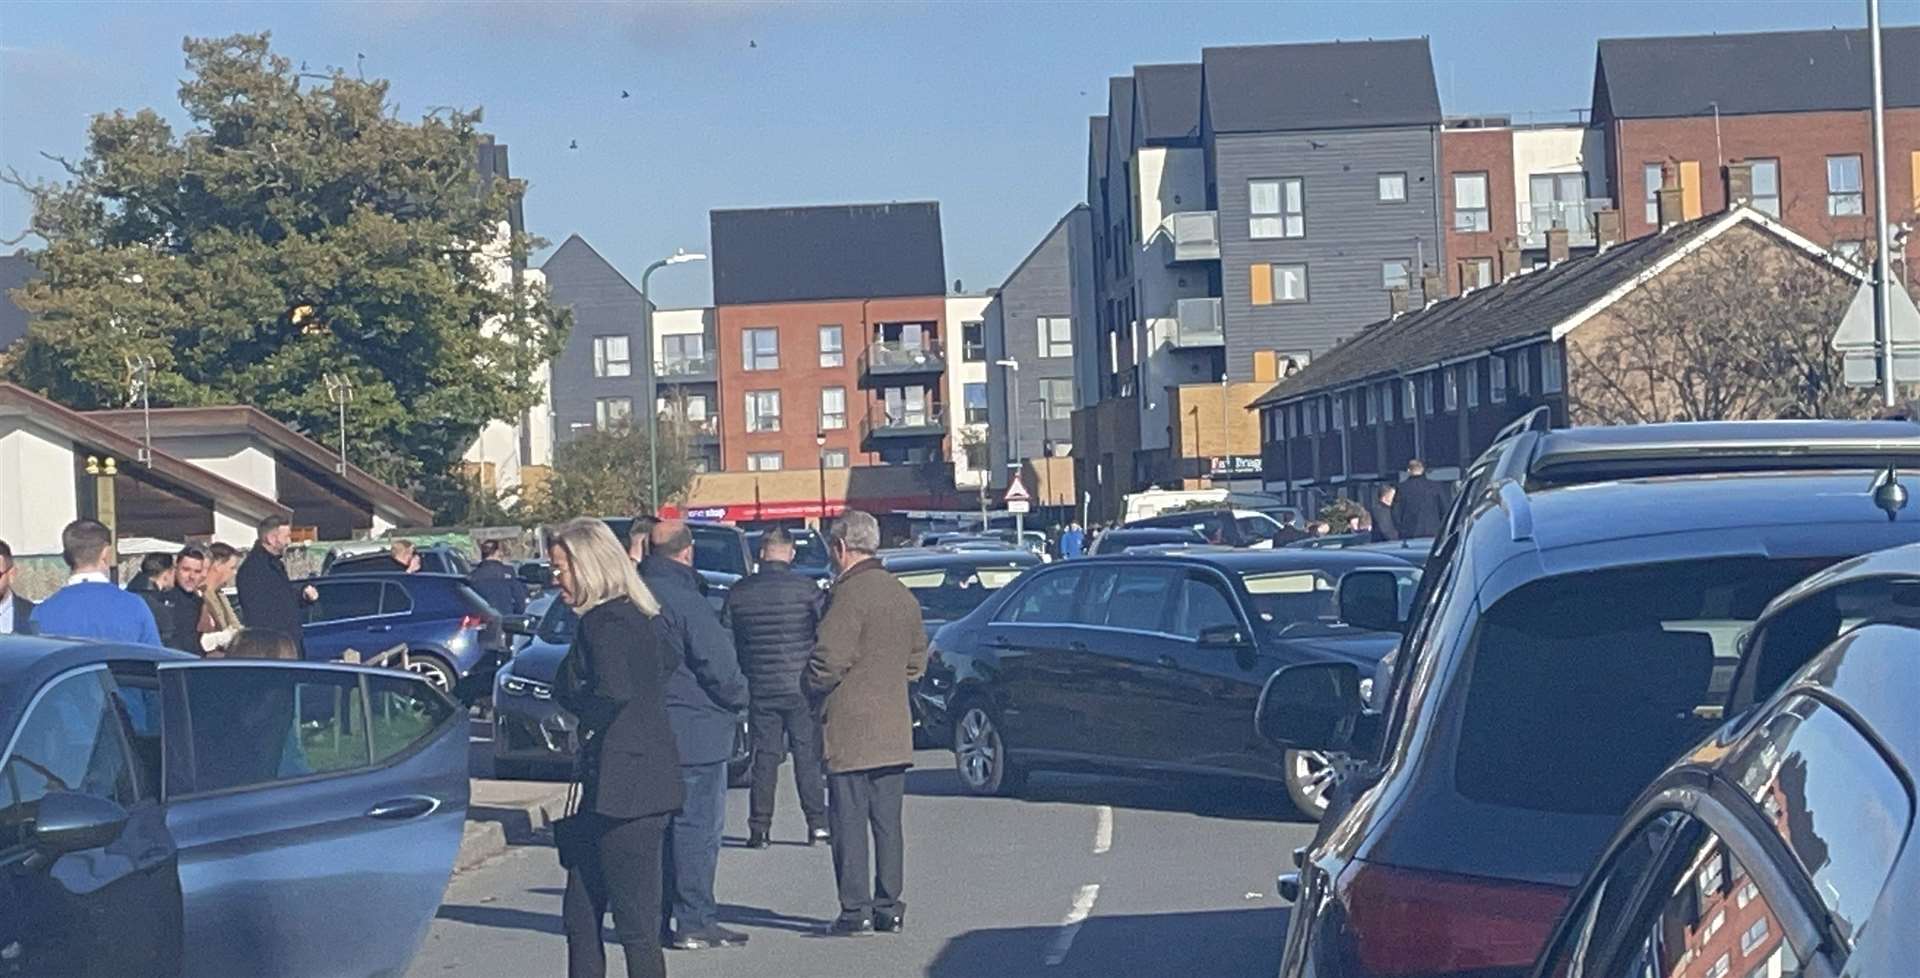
[[1284, 749, 1338, 820], [401, 654, 457, 693], [953, 704, 1023, 797]]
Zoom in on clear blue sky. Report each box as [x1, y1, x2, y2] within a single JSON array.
[[3, 0, 1909, 308]]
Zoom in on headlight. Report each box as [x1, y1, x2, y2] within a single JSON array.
[[501, 672, 553, 700]]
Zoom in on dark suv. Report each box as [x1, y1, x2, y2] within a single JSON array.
[[300, 573, 506, 692], [1258, 414, 1920, 978], [602, 517, 753, 609]]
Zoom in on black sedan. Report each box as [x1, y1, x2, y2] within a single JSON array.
[[877, 547, 1044, 746], [924, 548, 1419, 818], [1089, 527, 1208, 555]]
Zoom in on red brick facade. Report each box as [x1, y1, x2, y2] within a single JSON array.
[[1440, 127, 1519, 294]]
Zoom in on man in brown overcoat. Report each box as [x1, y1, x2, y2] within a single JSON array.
[[806, 509, 927, 937]]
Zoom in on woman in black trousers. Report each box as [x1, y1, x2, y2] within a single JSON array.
[[550, 518, 686, 978]]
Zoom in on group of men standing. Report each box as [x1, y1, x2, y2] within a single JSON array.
[[624, 511, 928, 948]]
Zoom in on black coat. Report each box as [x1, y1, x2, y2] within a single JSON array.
[[556, 600, 684, 819], [1369, 501, 1400, 542], [169, 586, 205, 653], [235, 543, 307, 656], [128, 575, 191, 652], [721, 561, 824, 703], [2, 594, 33, 635], [1390, 476, 1452, 540], [468, 559, 526, 616], [640, 555, 750, 766]]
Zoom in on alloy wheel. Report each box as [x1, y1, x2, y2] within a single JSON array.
[[1286, 749, 1338, 817], [955, 707, 998, 790]]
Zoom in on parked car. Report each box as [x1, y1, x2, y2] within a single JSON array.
[[1340, 537, 1437, 567], [1090, 526, 1208, 555], [0, 636, 466, 978], [746, 527, 833, 585], [510, 558, 554, 599], [602, 517, 752, 611], [1262, 415, 1920, 978], [300, 573, 507, 693], [1281, 531, 1374, 550], [878, 547, 1044, 746], [491, 594, 753, 785], [1124, 507, 1289, 548], [926, 548, 1420, 817], [322, 542, 473, 577], [1528, 541, 1920, 978]]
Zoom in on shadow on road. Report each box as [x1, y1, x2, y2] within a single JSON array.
[[436, 900, 827, 939], [904, 767, 1309, 823], [925, 907, 1288, 977]]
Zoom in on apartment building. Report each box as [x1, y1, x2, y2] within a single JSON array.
[[944, 293, 992, 490], [1441, 118, 1611, 292], [651, 306, 721, 473], [983, 206, 1090, 501], [541, 234, 653, 442], [710, 202, 950, 475]]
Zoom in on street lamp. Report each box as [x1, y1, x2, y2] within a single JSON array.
[[323, 373, 354, 475], [816, 431, 828, 528], [640, 250, 708, 510]]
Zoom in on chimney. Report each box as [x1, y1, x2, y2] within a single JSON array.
[[1420, 267, 1445, 307], [1593, 209, 1622, 251], [1725, 160, 1754, 211], [1497, 238, 1522, 282], [1657, 187, 1686, 231], [1388, 286, 1409, 318], [1545, 227, 1570, 266]]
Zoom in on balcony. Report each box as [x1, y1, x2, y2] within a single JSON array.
[[1519, 197, 1611, 249], [1165, 211, 1220, 262], [663, 413, 720, 445], [861, 406, 947, 449], [656, 353, 717, 383], [1172, 297, 1224, 348], [859, 340, 946, 385]]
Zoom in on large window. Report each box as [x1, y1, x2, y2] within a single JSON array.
[[1377, 172, 1407, 203], [592, 335, 631, 378], [1381, 259, 1412, 292], [818, 325, 843, 368], [1250, 177, 1305, 239], [1749, 158, 1781, 218], [1039, 378, 1073, 421], [742, 327, 779, 371], [822, 448, 849, 469], [1461, 257, 1493, 290], [819, 387, 846, 431], [1490, 356, 1508, 403], [747, 452, 782, 472], [660, 334, 706, 374], [964, 382, 989, 424], [1443, 368, 1459, 412], [1827, 155, 1863, 216], [1453, 172, 1490, 232], [1038, 317, 1073, 359], [1543, 344, 1564, 393], [1644, 162, 1666, 225], [180, 667, 371, 792], [962, 320, 986, 362], [595, 396, 632, 431], [745, 390, 781, 432], [1528, 172, 1589, 238]]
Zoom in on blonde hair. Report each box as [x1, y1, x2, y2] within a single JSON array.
[[548, 518, 660, 616], [391, 539, 416, 558]]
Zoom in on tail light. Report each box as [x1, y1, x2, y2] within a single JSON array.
[[461, 614, 491, 631], [1341, 860, 1570, 977]]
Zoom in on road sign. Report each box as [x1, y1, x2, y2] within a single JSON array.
[[1832, 279, 1920, 386], [1004, 476, 1031, 514]]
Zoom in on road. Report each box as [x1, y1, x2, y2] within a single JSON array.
[[411, 747, 1314, 978]]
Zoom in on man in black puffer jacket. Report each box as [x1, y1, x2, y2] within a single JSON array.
[[721, 529, 830, 849]]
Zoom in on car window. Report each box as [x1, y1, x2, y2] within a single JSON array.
[[180, 667, 371, 793], [537, 598, 579, 644], [1727, 695, 1910, 954], [1075, 565, 1178, 631], [365, 673, 455, 762], [1236, 514, 1281, 545], [380, 582, 414, 615], [306, 581, 384, 624], [0, 669, 139, 851], [1542, 811, 1688, 978], [1604, 823, 1801, 978], [999, 568, 1084, 624], [1174, 572, 1241, 638], [1737, 577, 1920, 712], [1455, 557, 1826, 816], [692, 527, 749, 577], [1239, 570, 1338, 627]]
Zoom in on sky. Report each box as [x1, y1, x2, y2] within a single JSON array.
[[3, 0, 1913, 308]]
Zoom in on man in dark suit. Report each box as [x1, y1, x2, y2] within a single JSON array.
[[0, 540, 32, 635], [1390, 458, 1452, 540], [1370, 485, 1400, 542], [467, 539, 526, 616], [235, 515, 317, 656]]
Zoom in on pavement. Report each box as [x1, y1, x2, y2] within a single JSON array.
[[416, 744, 1316, 978]]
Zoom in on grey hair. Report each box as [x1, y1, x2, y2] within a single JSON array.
[[830, 510, 881, 555]]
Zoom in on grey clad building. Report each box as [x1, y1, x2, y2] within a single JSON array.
[[984, 206, 1092, 494], [541, 234, 652, 443]]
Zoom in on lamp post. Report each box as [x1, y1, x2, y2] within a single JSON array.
[[1866, 0, 1897, 407], [323, 373, 354, 475], [816, 431, 828, 529], [640, 250, 708, 510], [996, 358, 1022, 540]]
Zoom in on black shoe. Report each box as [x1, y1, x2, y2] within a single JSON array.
[[671, 925, 750, 949], [747, 829, 771, 849], [874, 910, 905, 934], [827, 916, 875, 937], [808, 826, 831, 846]]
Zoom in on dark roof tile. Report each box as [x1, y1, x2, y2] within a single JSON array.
[[1596, 27, 1920, 120], [1202, 38, 1440, 134], [709, 202, 945, 306], [1134, 63, 1202, 143]]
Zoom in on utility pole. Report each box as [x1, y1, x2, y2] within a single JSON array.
[[324, 373, 354, 474], [1867, 0, 1897, 407], [125, 355, 156, 466], [639, 251, 709, 511]]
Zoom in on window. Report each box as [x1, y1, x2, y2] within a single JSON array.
[[1644, 162, 1666, 224], [962, 320, 986, 362], [1443, 368, 1459, 411], [822, 448, 848, 469], [1364, 385, 1377, 425], [1453, 172, 1489, 232], [180, 667, 371, 792], [592, 335, 631, 378], [1404, 379, 1418, 418], [1516, 351, 1532, 394], [1462, 257, 1493, 290], [1740, 917, 1768, 955], [1002, 568, 1084, 624], [1490, 356, 1508, 403], [1700, 907, 1725, 940], [1250, 177, 1304, 238], [1332, 396, 1345, 430], [742, 327, 779, 371], [963, 383, 989, 424], [1834, 239, 1866, 265], [1705, 953, 1730, 978], [746, 452, 782, 472], [1382, 259, 1412, 292], [366, 673, 455, 763], [1465, 362, 1481, 408], [661, 332, 705, 365], [1077, 565, 1181, 631], [0, 669, 136, 850], [1381, 382, 1396, 423], [1039, 317, 1073, 358], [962, 442, 986, 471], [817, 325, 843, 368], [1175, 574, 1241, 639], [1377, 172, 1407, 203], [1749, 158, 1781, 218], [1271, 263, 1308, 303], [819, 387, 846, 431], [1736, 880, 1758, 909], [745, 390, 781, 432], [1423, 373, 1437, 415], [1040, 379, 1073, 421], [1827, 154, 1863, 215], [595, 396, 632, 431], [1543, 344, 1564, 393], [306, 581, 385, 623]]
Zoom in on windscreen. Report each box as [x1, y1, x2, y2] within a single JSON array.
[[1241, 567, 1420, 632], [897, 565, 1024, 621], [692, 528, 749, 577]]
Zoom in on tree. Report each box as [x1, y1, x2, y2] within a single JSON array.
[[4, 33, 567, 517], [523, 423, 695, 527]]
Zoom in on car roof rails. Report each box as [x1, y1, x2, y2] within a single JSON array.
[[1526, 419, 1920, 486]]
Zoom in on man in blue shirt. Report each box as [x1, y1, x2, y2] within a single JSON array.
[[29, 519, 162, 646], [1058, 521, 1086, 559]]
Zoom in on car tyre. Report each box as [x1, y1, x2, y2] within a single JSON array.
[[1284, 749, 1337, 821], [402, 653, 458, 694], [953, 703, 1023, 797]]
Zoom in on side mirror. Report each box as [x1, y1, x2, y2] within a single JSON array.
[[1339, 570, 1406, 634], [1254, 661, 1368, 752], [1197, 623, 1253, 648], [501, 614, 536, 637], [32, 791, 129, 855]]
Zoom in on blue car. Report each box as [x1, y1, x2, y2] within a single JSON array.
[[0, 636, 468, 978], [300, 573, 507, 693]]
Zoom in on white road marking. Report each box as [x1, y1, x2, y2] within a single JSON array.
[[1044, 884, 1101, 966], [1093, 805, 1113, 854]]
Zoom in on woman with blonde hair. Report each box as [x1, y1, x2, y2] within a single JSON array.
[[548, 518, 681, 978]]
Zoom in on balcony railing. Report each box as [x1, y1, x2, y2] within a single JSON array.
[[860, 340, 947, 381], [1519, 197, 1611, 248], [1173, 297, 1224, 348], [1165, 211, 1220, 262], [664, 413, 720, 442], [656, 353, 717, 382], [861, 406, 947, 445]]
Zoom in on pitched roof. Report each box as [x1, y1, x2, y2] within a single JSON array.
[[87, 406, 433, 526], [995, 205, 1088, 294], [1089, 115, 1110, 178], [1249, 208, 1855, 407], [1106, 76, 1136, 170], [1595, 27, 1920, 120], [1134, 63, 1203, 143], [541, 234, 645, 302], [709, 202, 946, 306], [1202, 38, 1440, 134], [0, 253, 39, 350]]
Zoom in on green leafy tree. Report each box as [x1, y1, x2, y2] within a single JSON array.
[[525, 423, 695, 527], [4, 33, 567, 517]]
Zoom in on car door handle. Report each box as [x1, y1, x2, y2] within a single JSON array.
[[367, 795, 440, 820], [367, 624, 393, 633]]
